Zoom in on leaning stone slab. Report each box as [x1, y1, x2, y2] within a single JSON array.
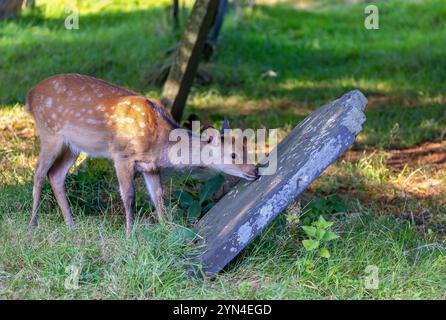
[[194, 90, 368, 275]]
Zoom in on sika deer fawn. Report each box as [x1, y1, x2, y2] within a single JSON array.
[[26, 74, 258, 236]]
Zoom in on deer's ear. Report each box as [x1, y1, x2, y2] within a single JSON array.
[[220, 116, 230, 134]]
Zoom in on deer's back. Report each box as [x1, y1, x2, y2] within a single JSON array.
[[27, 73, 175, 159]]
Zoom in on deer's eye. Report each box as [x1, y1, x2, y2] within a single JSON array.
[[231, 153, 236, 160]]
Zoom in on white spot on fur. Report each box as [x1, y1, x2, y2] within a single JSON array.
[[45, 97, 53, 108], [86, 118, 101, 124], [116, 117, 135, 124]]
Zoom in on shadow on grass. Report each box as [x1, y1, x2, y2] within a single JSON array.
[[1, 2, 445, 145], [0, 5, 175, 104]]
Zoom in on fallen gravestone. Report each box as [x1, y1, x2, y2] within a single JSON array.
[[194, 90, 368, 275]]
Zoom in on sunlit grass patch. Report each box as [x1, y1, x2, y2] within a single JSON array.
[[0, 0, 446, 299], [1, 206, 445, 299], [0, 212, 202, 299], [0, 105, 37, 185]]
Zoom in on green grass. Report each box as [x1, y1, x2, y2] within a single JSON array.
[[1, 0, 445, 147], [1, 0, 446, 299], [1, 198, 445, 299]]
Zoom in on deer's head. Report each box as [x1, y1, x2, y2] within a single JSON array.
[[200, 117, 259, 180]]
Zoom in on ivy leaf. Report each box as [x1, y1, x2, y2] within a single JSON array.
[[169, 225, 198, 244], [318, 247, 331, 258], [173, 190, 194, 208], [187, 200, 202, 221], [302, 239, 320, 251], [199, 174, 225, 204]]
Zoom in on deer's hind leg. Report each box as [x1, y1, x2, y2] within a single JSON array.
[[30, 137, 65, 227], [47, 147, 78, 228]]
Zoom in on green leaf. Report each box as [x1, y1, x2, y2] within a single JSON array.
[[173, 190, 194, 208], [187, 200, 202, 220], [314, 215, 333, 229], [287, 214, 300, 225], [141, 228, 158, 243], [302, 239, 320, 251], [199, 174, 225, 204], [322, 230, 339, 242], [311, 199, 325, 211], [169, 225, 198, 244], [302, 226, 317, 237], [318, 247, 331, 258], [315, 228, 326, 240], [333, 202, 346, 213], [302, 216, 311, 225]]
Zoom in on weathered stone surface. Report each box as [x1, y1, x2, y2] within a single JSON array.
[[195, 90, 368, 275]]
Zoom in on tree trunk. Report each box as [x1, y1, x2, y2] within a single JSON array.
[[161, 0, 219, 122], [171, 0, 179, 30], [0, 0, 34, 19]]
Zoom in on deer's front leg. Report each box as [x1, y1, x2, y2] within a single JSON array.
[[142, 172, 167, 221], [114, 159, 135, 237]]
